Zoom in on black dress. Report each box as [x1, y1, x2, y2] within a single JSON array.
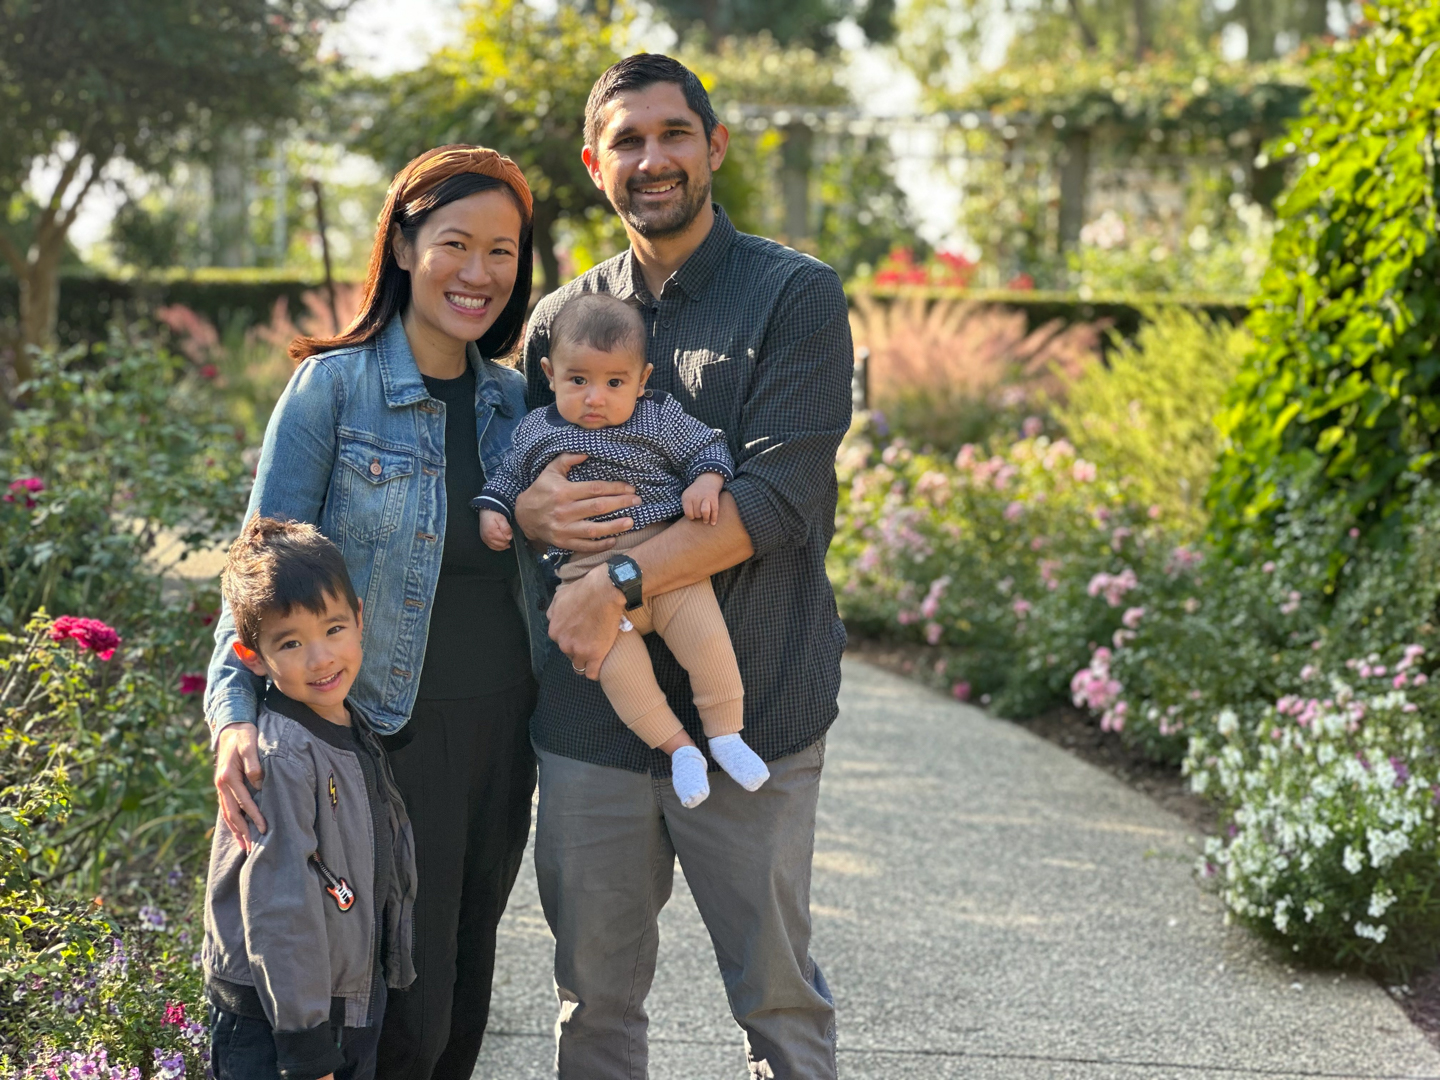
[[377, 366, 537, 1080]]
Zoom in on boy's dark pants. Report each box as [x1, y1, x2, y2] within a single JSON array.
[[210, 985, 386, 1080], [375, 681, 538, 1080]]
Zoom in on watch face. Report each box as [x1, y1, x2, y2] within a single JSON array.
[[614, 562, 638, 583]]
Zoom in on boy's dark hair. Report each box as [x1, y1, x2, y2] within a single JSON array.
[[584, 54, 719, 151], [550, 293, 646, 361], [222, 515, 360, 650]]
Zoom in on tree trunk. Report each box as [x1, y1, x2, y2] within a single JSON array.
[[533, 198, 561, 297], [780, 122, 814, 250], [15, 245, 64, 385], [1057, 131, 1091, 251], [1242, 0, 1275, 60], [1297, 0, 1330, 39], [1132, 0, 1149, 60]]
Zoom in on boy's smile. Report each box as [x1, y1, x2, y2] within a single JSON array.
[[233, 592, 363, 726]]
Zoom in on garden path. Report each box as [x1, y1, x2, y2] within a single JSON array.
[[472, 657, 1440, 1078]]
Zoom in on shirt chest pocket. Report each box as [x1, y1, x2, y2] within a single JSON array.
[[335, 437, 415, 541], [673, 347, 751, 413]]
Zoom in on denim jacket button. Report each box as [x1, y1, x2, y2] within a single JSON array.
[[369, 459, 382, 476]]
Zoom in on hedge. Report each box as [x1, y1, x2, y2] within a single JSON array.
[[852, 286, 1252, 340], [0, 272, 1252, 346], [0, 268, 359, 344]]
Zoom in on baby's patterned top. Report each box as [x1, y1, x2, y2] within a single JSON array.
[[475, 391, 734, 557]]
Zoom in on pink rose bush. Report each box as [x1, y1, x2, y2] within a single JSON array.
[[49, 616, 122, 661]]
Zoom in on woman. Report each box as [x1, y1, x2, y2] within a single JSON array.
[[204, 146, 550, 1080]]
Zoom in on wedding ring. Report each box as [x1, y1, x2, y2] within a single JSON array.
[[572, 663, 586, 674]]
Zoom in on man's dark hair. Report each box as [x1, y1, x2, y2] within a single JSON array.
[[550, 293, 646, 360], [222, 515, 361, 650], [584, 53, 719, 151]]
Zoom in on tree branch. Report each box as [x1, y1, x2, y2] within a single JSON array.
[[1067, 0, 1098, 48], [57, 155, 107, 235], [35, 147, 87, 245]]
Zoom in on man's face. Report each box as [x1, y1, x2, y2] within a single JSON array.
[[583, 81, 729, 240]]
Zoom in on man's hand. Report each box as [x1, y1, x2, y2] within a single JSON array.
[[214, 723, 266, 849], [681, 472, 725, 526], [548, 564, 627, 680], [479, 508, 514, 550], [514, 453, 639, 553]]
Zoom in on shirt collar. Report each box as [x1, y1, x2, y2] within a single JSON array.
[[374, 315, 429, 409], [263, 684, 367, 750], [375, 314, 513, 417], [621, 203, 737, 303]]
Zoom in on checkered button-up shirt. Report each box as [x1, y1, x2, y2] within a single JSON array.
[[523, 206, 854, 774]]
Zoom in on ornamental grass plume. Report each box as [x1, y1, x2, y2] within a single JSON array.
[[49, 616, 121, 661]]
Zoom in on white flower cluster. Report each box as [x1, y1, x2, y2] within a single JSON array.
[[1187, 663, 1438, 963]]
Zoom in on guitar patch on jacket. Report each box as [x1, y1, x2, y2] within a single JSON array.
[[309, 851, 355, 912]]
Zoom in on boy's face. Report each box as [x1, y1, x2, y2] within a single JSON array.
[[233, 591, 363, 725], [542, 341, 652, 430]]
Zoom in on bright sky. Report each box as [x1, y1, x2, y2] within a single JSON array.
[[58, 0, 973, 255]]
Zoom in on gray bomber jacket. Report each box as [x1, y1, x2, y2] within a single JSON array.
[[203, 689, 416, 1078]]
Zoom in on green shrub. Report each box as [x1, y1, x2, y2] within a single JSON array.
[[0, 615, 208, 1075], [1055, 308, 1249, 530], [0, 333, 249, 892], [1211, 0, 1440, 545]]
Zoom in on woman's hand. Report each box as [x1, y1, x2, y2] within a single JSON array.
[[514, 453, 639, 553], [548, 565, 627, 680], [214, 723, 267, 850]]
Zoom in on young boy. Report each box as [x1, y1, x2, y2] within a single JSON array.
[[477, 292, 768, 808], [203, 515, 416, 1080]]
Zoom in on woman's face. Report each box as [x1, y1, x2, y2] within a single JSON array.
[[393, 188, 523, 348]]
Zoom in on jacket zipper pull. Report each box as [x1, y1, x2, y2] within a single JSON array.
[[309, 852, 355, 912]]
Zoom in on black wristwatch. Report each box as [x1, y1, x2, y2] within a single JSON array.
[[606, 554, 644, 610]]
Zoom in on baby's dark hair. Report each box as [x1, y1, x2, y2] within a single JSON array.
[[549, 292, 646, 362], [221, 515, 360, 651]]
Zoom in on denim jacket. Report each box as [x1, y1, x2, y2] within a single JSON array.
[[204, 316, 550, 738]]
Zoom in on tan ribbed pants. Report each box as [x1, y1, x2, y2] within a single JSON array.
[[558, 524, 744, 749]]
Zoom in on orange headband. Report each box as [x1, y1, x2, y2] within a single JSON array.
[[385, 144, 533, 223]]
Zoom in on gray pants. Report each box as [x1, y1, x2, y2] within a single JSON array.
[[534, 741, 838, 1080]]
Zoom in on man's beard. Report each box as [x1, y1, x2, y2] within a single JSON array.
[[612, 166, 711, 239]]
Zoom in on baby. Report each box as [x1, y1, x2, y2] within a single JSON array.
[[476, 292, 768, 808]]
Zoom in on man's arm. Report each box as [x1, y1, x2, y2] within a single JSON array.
[[544, 493, 752, 677], [547, 265, 852, 677]]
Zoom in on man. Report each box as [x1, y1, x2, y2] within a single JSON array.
[[513, 54, 852, 1079]]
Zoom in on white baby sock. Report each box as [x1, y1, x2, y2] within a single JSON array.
[[708, 734, 770, 792], [671, 745, 710, 808]]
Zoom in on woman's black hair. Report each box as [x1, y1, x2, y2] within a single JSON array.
[[291, 169, 533, 363]]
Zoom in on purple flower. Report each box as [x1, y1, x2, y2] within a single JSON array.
[[138, 905, 167, 932], [1392, 757, 1411, 787]]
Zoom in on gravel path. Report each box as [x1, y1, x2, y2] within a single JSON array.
[[474, 658, 1440, 1078]]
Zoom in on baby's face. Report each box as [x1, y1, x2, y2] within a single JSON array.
[[543, 342, 653, 430]]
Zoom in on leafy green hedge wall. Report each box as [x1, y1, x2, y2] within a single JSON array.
[[0, 272, 1250, 345], [0, 269, 354, 343]]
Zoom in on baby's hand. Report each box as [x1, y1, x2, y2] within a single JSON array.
[[479, 508, 514, 550], [682, 472, 725, 526]]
